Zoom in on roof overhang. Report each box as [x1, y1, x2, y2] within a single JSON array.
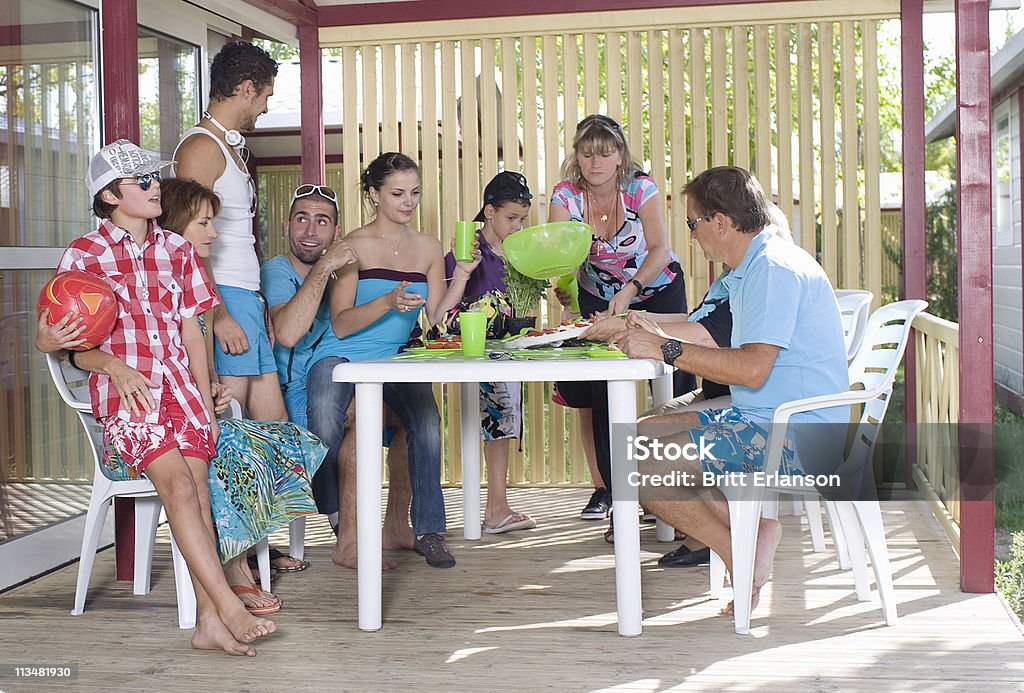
[[926, 23, 1024, 143]]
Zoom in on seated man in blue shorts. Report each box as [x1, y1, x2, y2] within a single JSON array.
[[613, 166, 849, 614]]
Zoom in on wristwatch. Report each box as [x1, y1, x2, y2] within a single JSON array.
[[629, 278, 644, 295], [660, 339, 683, 366]]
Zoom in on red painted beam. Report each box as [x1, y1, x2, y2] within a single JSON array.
[[242, 0, 317, 26], [901, 0, 925, 492], [299, 23, 326, 185], [101, 0, 141, 582], [954, 0, 995, 594], [318, 0, 793, 27]]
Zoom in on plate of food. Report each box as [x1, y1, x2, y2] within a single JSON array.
[[403, 336, 462, 354], [503, 320, 592, 349]]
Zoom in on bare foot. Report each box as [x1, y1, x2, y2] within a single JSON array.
[[720, 585, 761, 616], [191, 614, 256, 656], [382, 524, 415, 550], [332, 538, 397, 570], [753, 518, 783, 588], [221, 607, 276, 644]]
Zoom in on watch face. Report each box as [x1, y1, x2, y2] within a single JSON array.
[[661, 339, 682, 364]]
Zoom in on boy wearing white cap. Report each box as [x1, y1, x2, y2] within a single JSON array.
[[36, 139, 277, 656]]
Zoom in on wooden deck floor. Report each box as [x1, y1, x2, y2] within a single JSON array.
[[1, 488, 1022, 692]]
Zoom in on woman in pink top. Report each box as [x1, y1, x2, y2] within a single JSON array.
[[549, 114, 693, 526]]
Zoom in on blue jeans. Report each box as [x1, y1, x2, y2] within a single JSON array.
[[306, 356, 446, 535]]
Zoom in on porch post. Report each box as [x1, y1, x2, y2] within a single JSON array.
[[900, 0, 925, 492], [101, 0, 140, 582], [299, 22, 326, 185], [954, 0, 995, 594]]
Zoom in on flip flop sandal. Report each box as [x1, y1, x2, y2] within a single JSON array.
[[482, 512, 537, 534], [268, 547, 310, 572], [230, 584, 282, 615]]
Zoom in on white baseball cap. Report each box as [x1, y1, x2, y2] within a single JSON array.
[[86, 139, 174, 197]]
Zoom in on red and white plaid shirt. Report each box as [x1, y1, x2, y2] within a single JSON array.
[[57, 219, 219, 425]]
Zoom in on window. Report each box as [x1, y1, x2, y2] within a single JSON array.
[[138, 28, 201, 160], [992, 99, 1015, 249], [0, 0, 99, 549], [0, 0, 100, 248]]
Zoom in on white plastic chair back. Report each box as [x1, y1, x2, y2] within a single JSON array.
[[843, 299, 929, 473], [834, 289, 873, 361], [44, 352, 197, 628]]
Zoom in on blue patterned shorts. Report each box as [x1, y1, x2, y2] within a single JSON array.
[[480, 381, 521, 441], [688, 407, 804, 476]]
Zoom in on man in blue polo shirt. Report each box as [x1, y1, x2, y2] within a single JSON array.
[[615, 166, 849, 613], [261, 185, 413, 568]]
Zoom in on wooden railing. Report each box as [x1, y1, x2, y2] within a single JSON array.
[[911, 312, 961, 552]]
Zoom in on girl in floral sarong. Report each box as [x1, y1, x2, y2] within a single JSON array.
[[158, 177, 326, 615]]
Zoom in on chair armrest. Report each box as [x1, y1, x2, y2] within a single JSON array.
[[761, 385, 890, 477], [770, 386, 889, 428]]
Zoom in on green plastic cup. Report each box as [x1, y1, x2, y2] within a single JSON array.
[[460, 311, 487, 357], [556, 274, 581, 314], [455, 221, 475, 262]]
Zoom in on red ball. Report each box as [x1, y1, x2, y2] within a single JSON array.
[[38, 270, 118, 351]]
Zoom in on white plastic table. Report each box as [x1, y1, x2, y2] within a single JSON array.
[[332, 353, 673, 636]]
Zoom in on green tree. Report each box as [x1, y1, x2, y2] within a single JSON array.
[[884, 184, 958, 320]]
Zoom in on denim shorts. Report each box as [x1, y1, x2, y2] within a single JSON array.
[[213, 285, 277, 377]]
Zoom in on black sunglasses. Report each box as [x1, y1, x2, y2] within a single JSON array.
[[124, 171, 161, 192], [686, 213, 715, 231]]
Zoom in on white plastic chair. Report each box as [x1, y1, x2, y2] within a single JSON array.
[[710, 299, 927, 634], [45, 352, 197, 629], [45, 354, 304, 626], [791, 289, 873, 554], [834, 289, 874, 361]]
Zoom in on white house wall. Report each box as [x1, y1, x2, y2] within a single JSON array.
[[993, 93, 1023, 400]]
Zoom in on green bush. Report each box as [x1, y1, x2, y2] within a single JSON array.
[[882, 185, 959, 321], [995, 531, 1024, 617]]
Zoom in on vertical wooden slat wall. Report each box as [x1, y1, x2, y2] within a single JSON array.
[[752, 27, 771, 186], [732, 27, 750, 172], [796, 24, 817, 257], [819, 22, 839, 280], [260, 12, 894, 485], [840, 21, 860, 289], [775, 24, 794, 224], [862, 21, 883, 307]]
